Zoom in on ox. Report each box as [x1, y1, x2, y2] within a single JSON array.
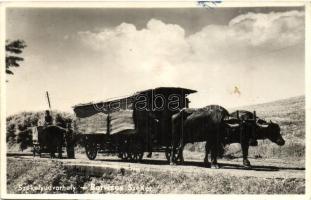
[[227, 110, 285, 167], [170, 105, 240, 169], [37, 125, 68, 158], [17, 125, 70, 158]]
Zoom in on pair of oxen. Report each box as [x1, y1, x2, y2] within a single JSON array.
[[169, 105, 285, 169]]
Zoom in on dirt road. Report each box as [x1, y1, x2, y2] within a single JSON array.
[[7, 152, 305, 179]]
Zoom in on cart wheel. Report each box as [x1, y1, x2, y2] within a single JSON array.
[[128, 139, 144, 162], [165, 146, 179, 163], [85, 142, 97, 160], [119, 139, 130, 161], [120, 151, 131, 161], [33, 145, 36, 157], [132, 152, 144, 162]]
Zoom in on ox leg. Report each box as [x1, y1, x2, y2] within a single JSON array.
[[58, 146, 63, 159], [58, 138, 63, 159], [241, 143, 251, 167], [204, 142, 211, 167], [48, 143, 55, 158], [169, 147, 176, 165], [52, 145, 56, 158], [170, 114, 179, 165], [39, 146, 42, 158], [240, 127, 251, 168], [50, 151, 55, 158], [176, 127, 185, 164], [178, 144, 185, 164], [169, 136, 177, 165], [211, 130, 220, 169], [210, 147, 219, 169]]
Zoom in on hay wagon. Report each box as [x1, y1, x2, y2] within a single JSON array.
[[73, 87, 196, 162]]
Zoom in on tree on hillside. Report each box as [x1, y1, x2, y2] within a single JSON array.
[[5, 40, 27, 75]]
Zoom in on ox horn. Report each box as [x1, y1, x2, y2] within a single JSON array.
[[256, 121, 269, 128], [226, 123, 240, 128], [224, 118, 240, 128]]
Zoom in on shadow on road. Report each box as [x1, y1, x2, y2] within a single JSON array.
[[8, 153, 305, 172], [95, 158, 305, 172]]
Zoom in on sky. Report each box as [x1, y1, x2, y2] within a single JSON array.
[[5, 7, 305, 115]]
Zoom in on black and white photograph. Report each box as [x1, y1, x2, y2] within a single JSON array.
[[1, 1, 309, 197]]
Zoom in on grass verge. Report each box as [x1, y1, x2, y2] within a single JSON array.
[[7, 158, 305, 194]]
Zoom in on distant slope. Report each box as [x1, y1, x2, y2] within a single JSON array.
[[230, 95, 305, 141], [230, 95, 305, 119]]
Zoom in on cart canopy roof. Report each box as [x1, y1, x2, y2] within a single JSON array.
[[135, 87, 196, 95], [73, 87, 197, 118]]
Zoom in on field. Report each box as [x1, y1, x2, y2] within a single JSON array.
[[6, 95, 306, 194]]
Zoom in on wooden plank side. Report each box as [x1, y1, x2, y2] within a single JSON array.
[[110, 110, 135, 135], [76, 112, 108, 134]]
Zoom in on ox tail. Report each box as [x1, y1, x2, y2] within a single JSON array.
[[217, 143, 226, 158], [216, 122, 227, 158]]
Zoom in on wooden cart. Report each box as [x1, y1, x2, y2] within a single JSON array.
[[73, 87, 196, 162]]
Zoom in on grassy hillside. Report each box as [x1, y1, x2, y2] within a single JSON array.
[[230, 95, 305, 141]]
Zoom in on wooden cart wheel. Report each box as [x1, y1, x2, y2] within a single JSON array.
[[119, 139, 130, 161], [165, 146, 179, 163], [120, 151, 131, 161], [85, 142, 97, 160], [128, 139, 144, 162]]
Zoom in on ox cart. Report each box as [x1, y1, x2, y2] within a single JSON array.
[[32, 125, 75, 158], [73, 87, 196, 162]]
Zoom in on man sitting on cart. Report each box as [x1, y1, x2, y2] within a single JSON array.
[[44, 110, 53, 126]]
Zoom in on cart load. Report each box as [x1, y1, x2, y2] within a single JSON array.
[[75, 99, 135, 134], [73, 87, 197, 161]]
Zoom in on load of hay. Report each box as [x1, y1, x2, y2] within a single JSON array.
[[75, 112, 108, 134], [75, 110, 135, 135], [110, 110, 135, 135]]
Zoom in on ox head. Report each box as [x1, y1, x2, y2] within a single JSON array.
[[256, 119, 285, 146]]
